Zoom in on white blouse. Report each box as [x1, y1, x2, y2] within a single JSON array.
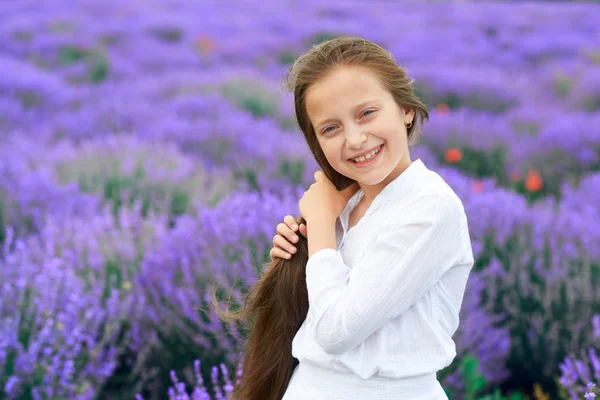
[[284, 159, 474, 400]]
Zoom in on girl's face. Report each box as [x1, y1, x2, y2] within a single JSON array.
[[305, 65, 415, 189]]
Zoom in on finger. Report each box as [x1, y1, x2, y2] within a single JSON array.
[[274, 223, 286, 242], [270, 248, 292, 260], [274, 235, 297, 254], [299, 224, 307, 238], [284, 215, 298, 231], [276, 223, 299, 244]]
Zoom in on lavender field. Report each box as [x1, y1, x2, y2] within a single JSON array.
[[1, 0, 600, 399]]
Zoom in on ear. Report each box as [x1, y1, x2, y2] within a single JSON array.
[[405, 107, 416, 123]]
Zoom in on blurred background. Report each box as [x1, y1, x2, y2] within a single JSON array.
[[1, 0, 599, 399]]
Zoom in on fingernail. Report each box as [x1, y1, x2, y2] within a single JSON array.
[[292, 235, 298, 242], [289, 247, 296, 253], [292, 224, 298, 230]]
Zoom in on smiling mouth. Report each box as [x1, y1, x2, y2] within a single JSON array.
[[349, 144, 384, 163]]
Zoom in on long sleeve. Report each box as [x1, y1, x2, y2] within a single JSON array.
[[305, 191, 466, 355]]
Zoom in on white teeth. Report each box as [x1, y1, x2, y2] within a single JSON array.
[[352, 146, 380, 163]]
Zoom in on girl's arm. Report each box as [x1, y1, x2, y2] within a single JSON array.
[[305, 191, 470, 355], [306, 215, 337, 258]]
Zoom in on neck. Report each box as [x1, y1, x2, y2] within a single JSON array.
[[358, 155, 413, 204]]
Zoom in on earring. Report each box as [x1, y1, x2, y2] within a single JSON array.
[[405, 121, 413, 129]]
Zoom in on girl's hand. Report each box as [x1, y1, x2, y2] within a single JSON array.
[[270, 215, 308, 260], [299, 171, 360, 224]]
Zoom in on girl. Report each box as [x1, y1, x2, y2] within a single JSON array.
[[213, 36, 474, 400]]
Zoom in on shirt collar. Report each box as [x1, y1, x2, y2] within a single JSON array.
[[345, 158, 427, 218]]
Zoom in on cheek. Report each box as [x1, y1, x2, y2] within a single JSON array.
[[320, 145, 348, 171], [372, 117, 394, 135], [320, 141, 337, 157], [318, 144, 337, 165]]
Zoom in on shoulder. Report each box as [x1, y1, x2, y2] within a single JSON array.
[[406, 190, 463, 225], [388, 173, 466, 230], [408, 169, 465, 215]]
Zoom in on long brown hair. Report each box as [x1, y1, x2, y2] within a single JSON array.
[[211, 36, 430, 399]]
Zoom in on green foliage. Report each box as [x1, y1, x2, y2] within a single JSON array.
[[511, 121, 540, 137], [554, 75, 573, 99], [461, 355, 488, 399], [587, 49, 600, 65], [55, 144, 210, 222], [59, 45, 110, 84], [219, 79, 280, 119], [279, 159, 306, 186], [310, 32, 342, 46], [0, 189, 37, 245], [278, 51, 298, 66], [76, 164, 189, 220], [478, 390, 529, 400], [414, 84, 513, 114], [581, 92, 600, 111], [147, 27, 183, 43], [0, 195, 6, 244], [442, 145, 508, 183], [456, 355, 530, 400], [60, 45, 87, 64], [234, 167, 260, 192], [473, 222, 600, 398], [278, 115, 299, 131], [17, 91, 41, 109], [12, 31, 32, 42], [49, 20, 74, 33]]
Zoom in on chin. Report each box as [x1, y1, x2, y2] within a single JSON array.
[[355, 171, 390, 186]]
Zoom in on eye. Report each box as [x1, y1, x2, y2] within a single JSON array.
[[321, 110, 375, 135], [361, 109, 376, 118]]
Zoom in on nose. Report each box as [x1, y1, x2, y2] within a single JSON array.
[[344, 124, 367, 149]]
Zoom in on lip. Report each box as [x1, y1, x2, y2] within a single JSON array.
[[347, 144, 384, 161], [348, 144, 384, 167]]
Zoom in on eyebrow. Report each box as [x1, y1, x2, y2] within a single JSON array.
[[314, 100, 380, 130]]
